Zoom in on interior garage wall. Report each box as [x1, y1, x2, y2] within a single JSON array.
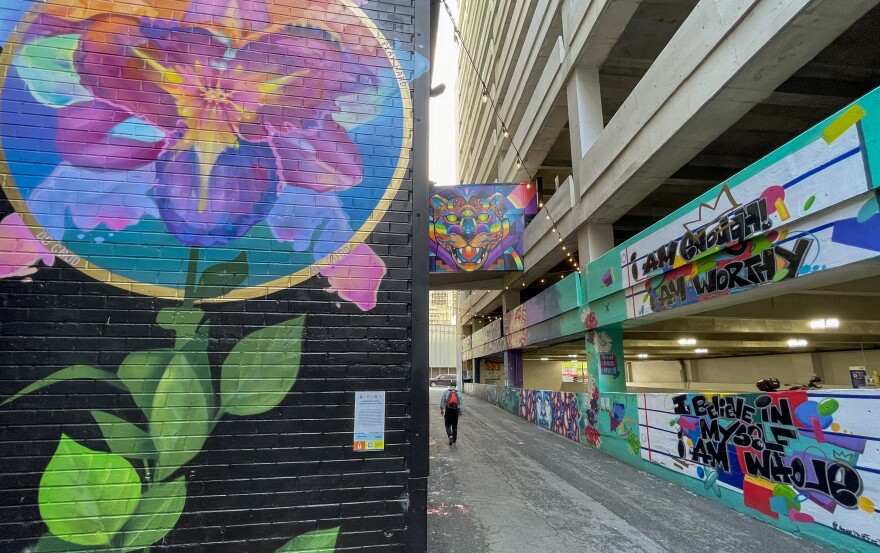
[[522, 359, 589, 393], [629, 349, 880, 392]]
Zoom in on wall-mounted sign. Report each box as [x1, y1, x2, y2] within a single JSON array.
[[561, 361, 587, 382], [850, 367, 868, 388], [429, 182, 538, 273], [599, 354, 619, 377], [483, 360, 503, 381], [353, 391, 385, 451]]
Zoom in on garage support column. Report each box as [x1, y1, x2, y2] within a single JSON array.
[[585, 325, 626, 393], [502, 288, 523, 387], [566, 65, 604, 165], [577, 223, 614, 266], [577, 223, 625, 392]]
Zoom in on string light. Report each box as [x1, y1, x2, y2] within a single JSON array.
[[481, 89, 489, 103], [502, 126, 509, 138]]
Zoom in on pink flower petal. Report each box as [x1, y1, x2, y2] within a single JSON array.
[[56, 101, 165, 170], [0, 214, 54, 279], [321, 243, 386, 311]]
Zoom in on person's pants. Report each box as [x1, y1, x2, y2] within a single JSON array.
[[444, 409, 459, 441]]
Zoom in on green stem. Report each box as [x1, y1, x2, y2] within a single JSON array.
[[183, 247, 200, 306]]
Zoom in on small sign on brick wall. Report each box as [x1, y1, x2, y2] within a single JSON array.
[[354, 391, 386, 451]]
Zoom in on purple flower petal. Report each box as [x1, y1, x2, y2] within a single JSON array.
[[56, 101, 165, 171], [27, 162, 159, 240], [154, 141, 279, 247], [266, 185, 351, 253], [270, 116, 363, 192]]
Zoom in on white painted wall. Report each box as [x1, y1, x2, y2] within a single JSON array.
[[628, 349, 880, 393]]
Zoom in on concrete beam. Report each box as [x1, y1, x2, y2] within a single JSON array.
[[524, 0, 880, 269]]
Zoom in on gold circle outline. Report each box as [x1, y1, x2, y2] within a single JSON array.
[[0, 0, 412, 302]]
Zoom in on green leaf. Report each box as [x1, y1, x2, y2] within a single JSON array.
[[220, 316, 305, 417], [13, 34, 92, 107], [275, 527, 340, 553], [118, 349, 175, 419], [33, 533, 115, 553], [150, 355, 212, 481], [38, 435, 141, 547], [91, 411, 156, 461], [2, 365, 125, 406], [180, 343, 215, 415], [156, 307, 205, 338], [195, 251, 249, 299], [119, 477, 186, 551]]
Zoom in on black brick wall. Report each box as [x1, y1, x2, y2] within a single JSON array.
[[0, 0, 427, 551]]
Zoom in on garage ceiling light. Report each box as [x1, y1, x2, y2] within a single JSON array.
[[637, 353, 649, 359], [787, 339, 808, 347], [540, 357, 549, 361], [568, 354, 577, 358], [809, 318, 840, 330], [678, 338, 697, 346], [694, 348, 708, 354]]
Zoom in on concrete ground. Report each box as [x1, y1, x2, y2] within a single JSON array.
[[427, 389, 833, 553]]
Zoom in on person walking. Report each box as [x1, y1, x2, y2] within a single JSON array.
[[440, 384, 462, 445]]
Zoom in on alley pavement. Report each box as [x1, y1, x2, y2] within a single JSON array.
[[427, 388, 833, 553]]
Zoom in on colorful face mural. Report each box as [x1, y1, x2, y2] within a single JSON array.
[[639, 391, 880, 547], [535, 390, 552, 430], [477, 382, 640, 459], [0, 0, 411, 306], [429, 183, 537, 272]]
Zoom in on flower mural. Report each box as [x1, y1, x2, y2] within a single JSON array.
[[0, 0, 414, 550], [0, 0, 411, 308]]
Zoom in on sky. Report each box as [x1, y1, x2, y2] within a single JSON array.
[[429, 0, 459, 187]]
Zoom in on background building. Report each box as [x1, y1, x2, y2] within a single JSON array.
[[451, 1, 880, 550], [429, 291, 459, 377], [456, 0, 880, 391]]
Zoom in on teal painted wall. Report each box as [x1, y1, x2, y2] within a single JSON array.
[[465, 383, 880, 552]]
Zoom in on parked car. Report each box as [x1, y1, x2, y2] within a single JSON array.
[[429, 374, 457, 387]]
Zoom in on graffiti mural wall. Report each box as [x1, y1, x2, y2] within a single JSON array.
[[0, 0, 425, 551], [639, 390, 880, 548], [429, 182, 538, 272], [586, 91, 880, 323], [466, 383, 879, 551]]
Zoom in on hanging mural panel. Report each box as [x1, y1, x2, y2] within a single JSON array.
[[429, 182, 538, 273]]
